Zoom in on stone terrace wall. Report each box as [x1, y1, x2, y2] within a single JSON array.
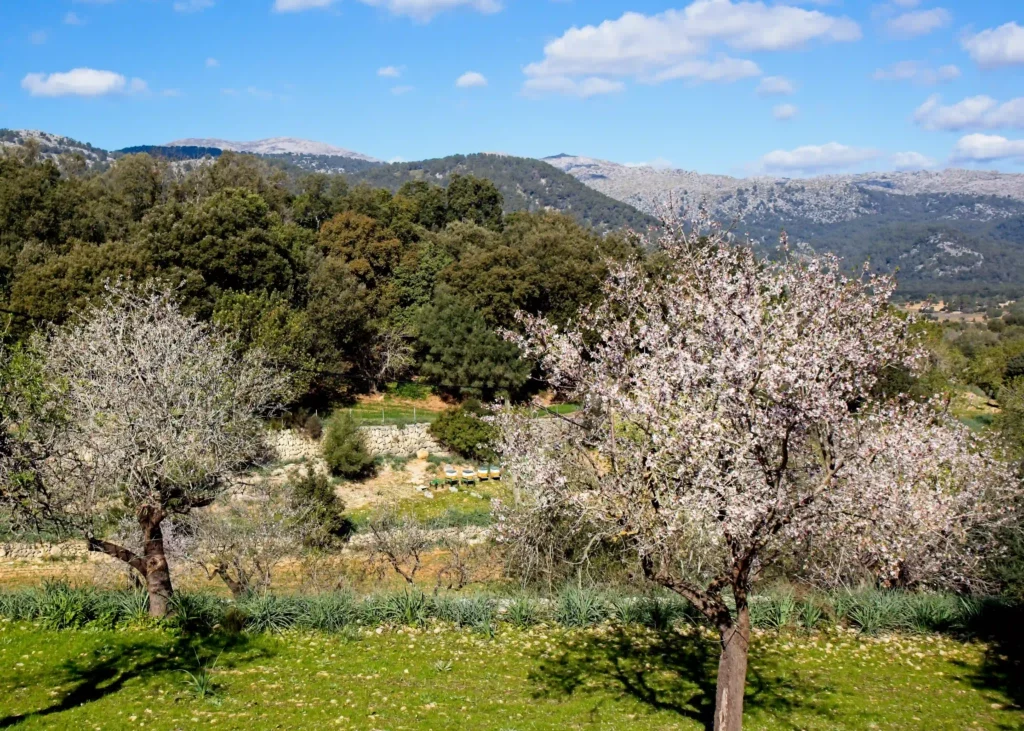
[[269, 423, 443, 462]]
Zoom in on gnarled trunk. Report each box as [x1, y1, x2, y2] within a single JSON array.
[[139, 507, 173, 617], [714, 604, 750, 731]]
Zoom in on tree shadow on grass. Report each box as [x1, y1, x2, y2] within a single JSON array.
[[956, 601, 1024, 718], [0, 630, 271, 728], [528, 627, 828, 731]]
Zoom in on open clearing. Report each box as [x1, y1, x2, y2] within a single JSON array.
[[0, 622, 1020, 730]]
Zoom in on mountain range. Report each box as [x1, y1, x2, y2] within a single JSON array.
[[5, 129, 1024, 298]]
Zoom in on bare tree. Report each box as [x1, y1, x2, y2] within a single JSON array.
[[365, 507, 429, 584], [27, 284, 289, 616], [182, 483, 308, 598], [497, 219, 1014, 731]]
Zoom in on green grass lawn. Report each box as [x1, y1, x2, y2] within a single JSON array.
[[349, 483, 501, 529], [0, 621, 1019, 730]]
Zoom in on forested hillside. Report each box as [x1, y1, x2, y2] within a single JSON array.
[[0, 148, 638, 407], [351, 154, 657, 233]]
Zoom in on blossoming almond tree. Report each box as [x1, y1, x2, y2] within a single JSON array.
[[496, 220, 1012, 731], [16, 284, 289, 617]]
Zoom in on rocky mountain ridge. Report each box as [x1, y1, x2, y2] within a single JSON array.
[[165, 136, 380, 161], [543, 154, 1024, 225]]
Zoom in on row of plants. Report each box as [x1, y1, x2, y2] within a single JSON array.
[[0, 581, 1016, 638]]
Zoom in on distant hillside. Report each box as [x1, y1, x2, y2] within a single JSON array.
[[350, 154, 656, 233], [118, 145, 223, 161], [166, 136, 380, 161], [546, 154, 1024, 298], [0, 129, 110, 166]]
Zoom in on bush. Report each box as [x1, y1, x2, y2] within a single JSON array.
[[428, 403, 496, 462], [304, 414, 323, 440], [322, 413, 375, 478], [289, 466, 353, 546]]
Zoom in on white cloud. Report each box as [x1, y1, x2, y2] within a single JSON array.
[[890, 151, 936, 170], [29, 31, 48, 45], [952, 134, 1024, 162], [174, 0, 214, 11], [161, 89, 183, 98], [773, 103, 798, 120], [522, 2, 859, 94], [64, 12, 83, 25], [391, 85, 414, 94], [914, 95, 1024, 131], [885, 8, 950, 39], [206, 57, 220, 68], [273, 0, 335, 11], [962, 22, 1024, 68], [356, 0, 501, 21], [378, 66, 402, 77], [761, 142, 879, 173], [891, 0, 920, 7], [651, 56, 760, 83], [756, 75, 795, 95], [456, 71, 487, 88], [872, 60, 959, 85], [21, 68, 146, 97], [523, 75, 625, 98]]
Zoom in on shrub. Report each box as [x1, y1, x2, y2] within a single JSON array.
[[239, 593, 301, 633], [428, 403, 496, 461], [322, 413, 375, 478], [556, 586, 607, 627], [289, 466, 353, 546], [304, 414, 323, 440], [505, 595, 542, 627], [299, 591, 358, 632]]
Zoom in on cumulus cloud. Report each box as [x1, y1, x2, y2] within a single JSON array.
[[885, 8, 950, 39], [29, 31, 48, 45], [174, 0, 214, 11], [952, 134, 1024, 162], [761, 142, 879, 173], [962, 22, 1024, 69], [64, 12, 83, 24], [378, 66, 402, 77], [651, 56, 761, 83], [773, 103, 798, 120], [872, 61, 959, 85], [206, 57, 220, 68], [456, 71, 487, 88], [890, 151, 937, 170], [21, 68, 147, 97], [914, 95, 1024, 131], [756, 75, 795, 95], [523, 76, 625, 98], [522, 1, 858, 96]]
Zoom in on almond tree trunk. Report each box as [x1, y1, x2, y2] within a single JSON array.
[[139, 507, 173, 618], [714, 604, 750, 731]]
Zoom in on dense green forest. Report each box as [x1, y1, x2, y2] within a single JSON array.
[[349, 153, 657, 233], [0, 147, 638, 407]]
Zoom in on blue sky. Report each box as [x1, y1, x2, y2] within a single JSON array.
[[1, 0, 1023, 176]]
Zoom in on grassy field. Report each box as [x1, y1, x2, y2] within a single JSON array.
[[0, 621, 1020, 730]]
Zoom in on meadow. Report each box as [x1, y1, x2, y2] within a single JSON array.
[[0, 620, 1019, 730]]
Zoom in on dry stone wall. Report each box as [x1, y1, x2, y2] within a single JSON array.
[[269, 423, 443, 462]]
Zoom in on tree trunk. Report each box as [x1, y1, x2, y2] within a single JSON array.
[[214, 564, 245, 599], [714, 604, 750, 731], [139, 508, 173, 618]]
